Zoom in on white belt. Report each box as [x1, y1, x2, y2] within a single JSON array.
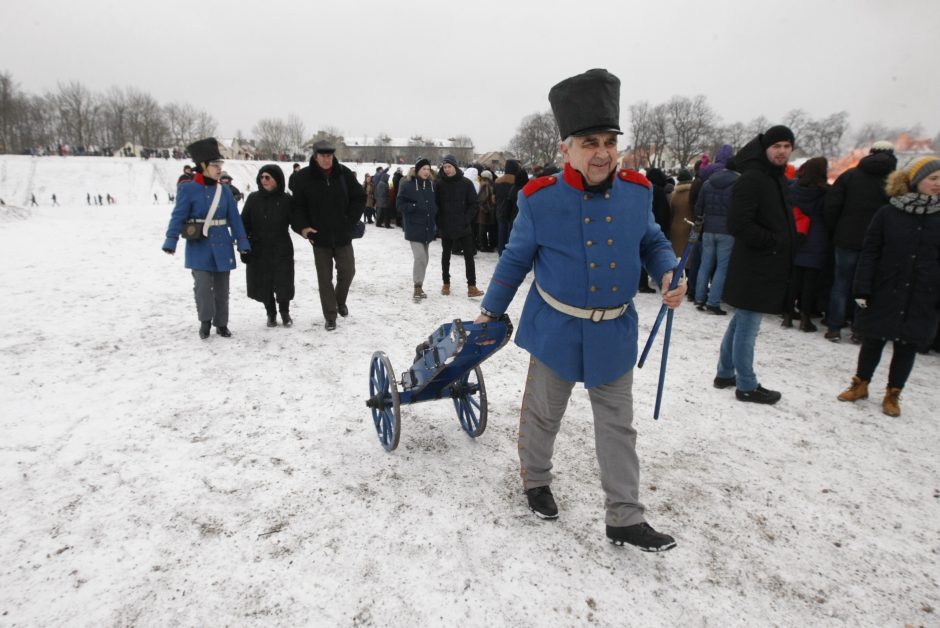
[[536, 282, 630, 323], [194, 219, 228, 226]]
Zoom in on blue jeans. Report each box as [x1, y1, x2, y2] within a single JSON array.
[[717, 308, 763, 392], [695, 232, 734, 307], [827, 247, 860, 331]]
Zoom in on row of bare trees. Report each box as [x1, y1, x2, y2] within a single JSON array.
[[0, 71, 217, 154], [508, 94, 933, 170]]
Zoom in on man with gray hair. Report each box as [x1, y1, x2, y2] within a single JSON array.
[[475, 69, 685, 551]]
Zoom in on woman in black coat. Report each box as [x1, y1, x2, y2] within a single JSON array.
[[837, 155, 940, 416], [240, 164, 295, 327], [396, 157, 438, 301]]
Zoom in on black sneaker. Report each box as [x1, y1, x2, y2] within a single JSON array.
[[338, 304, 349, 317], [606, 522, 676, 552], [281, 313, 293, 328], [325, 320, 337, 331], [735, 385, 781, 404], [266, 314, 277, 328], [525, 486, 558, 520], [705, 305, 727, 315], [199, 321, 211, 340], [694, 302, 706, 311], [216, 326, 232, 338], [713, 375, 736, 389]]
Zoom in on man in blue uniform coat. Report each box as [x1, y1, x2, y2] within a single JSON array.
[[474, 69, 686, 551]]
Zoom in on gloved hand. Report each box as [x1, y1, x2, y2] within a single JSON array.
[[239, 252, 252, 264], [854, 297, 868, 309]]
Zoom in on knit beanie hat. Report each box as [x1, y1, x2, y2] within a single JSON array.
[[904, 155, 940, 191], [870, 141, 894, 154], [414, 157, 431, 172], [761, 125, 796, 148], [442, 154, 458, 168], [676, 169, 693, 183]]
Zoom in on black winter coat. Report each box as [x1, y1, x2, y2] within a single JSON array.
[[241, 165, 294, 302], [722, 136, 796, 314], [397, 176, 437, 243], [853, 201, 940, 349], [435, 167, 479, 239], [290, 157, 365, 248], [694, 168, 738, 235], [790, 182, 830, 270], [493, 173, 517, 222], [823, 152, 896, 250], [645, 168, 671, 237]]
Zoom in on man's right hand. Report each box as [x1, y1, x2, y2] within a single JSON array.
[[301, 227, 317, 239], [474, 314, 495, 324]]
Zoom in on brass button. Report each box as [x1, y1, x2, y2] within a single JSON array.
[[609, 262, 617, 269], [590, 285, 598, 292], [586, 240, 594, 247], [604, 193, 610, 200], [590, 262, 597, 269], [583, 194, 590, 200], [605, 216, 613, 223], [612, 286, 619, 292], [584, 217, 591, 224], [607, 239, 614, 245], [548, 176, 556, 182]]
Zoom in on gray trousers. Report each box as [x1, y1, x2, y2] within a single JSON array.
[[191, 270, 230, 326], [519, 356, 645, 527], [313, 244, 355, 322], [410, 241, 430, 284]]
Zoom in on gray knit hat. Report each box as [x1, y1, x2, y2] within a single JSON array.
[[905, 155, 940, 191]]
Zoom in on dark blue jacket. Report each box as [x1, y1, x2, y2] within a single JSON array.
[[396, 176, 437, 243], [789, 182, 830, 270], [694, 168, 738, 235]]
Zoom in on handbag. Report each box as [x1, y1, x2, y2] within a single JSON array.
[[180, 220, 205, 240], [352, 220, 366, 239]]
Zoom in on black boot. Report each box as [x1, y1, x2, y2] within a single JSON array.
[[266, 313, 277, 327], [280, 311, 292, 328], [199, 321, 211, 340], [524, 486, 559, 520], [799, 313, 817, 332], [216, 326, 232, 338], [781, 311, 793, 328]]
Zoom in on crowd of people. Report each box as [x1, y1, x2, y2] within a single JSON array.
[[161, 73, 938, 551]]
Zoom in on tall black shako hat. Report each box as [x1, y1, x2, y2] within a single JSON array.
[[548, 68, 623, 139], [187, 137, 222, 167]]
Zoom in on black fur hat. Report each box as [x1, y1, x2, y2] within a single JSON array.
[[186, 137, 222, 166], [549, 69, 623, 139]]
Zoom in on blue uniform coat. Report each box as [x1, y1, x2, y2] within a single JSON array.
[[163, 176, 250, 271], [482, 165, 677, 388]]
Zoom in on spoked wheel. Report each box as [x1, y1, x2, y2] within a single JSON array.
[[367, 351, 401, 451], [451, 365, 487, 438]]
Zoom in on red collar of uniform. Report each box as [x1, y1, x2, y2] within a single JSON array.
[[194, 172, 206, 185], [563, 163, 584, 190]]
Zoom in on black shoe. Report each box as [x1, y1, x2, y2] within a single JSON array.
[[338, 304, 349, 317], [266, 314, 277, 328], [695, 302, 706, 311], [735, 385, 781, 404], [705, 305, 727, 315], [525, 486, 558, 520], [849, 333, 861, 345], [199, 321, 211, 340], [713, 375, 736, 389], [824, 330, 841, 343], [281, 313, 292, 328], [216, 326, 232, 338], [606, 522, 677, 552], [325, 320, 337, 331]]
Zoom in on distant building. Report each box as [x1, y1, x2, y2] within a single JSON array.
[[339, 136, 474, 166]]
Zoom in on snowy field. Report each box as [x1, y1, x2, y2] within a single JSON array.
[[0, 156, 938, 627]]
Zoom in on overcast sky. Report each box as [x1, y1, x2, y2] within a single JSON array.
[[2, 0, 937, 152]]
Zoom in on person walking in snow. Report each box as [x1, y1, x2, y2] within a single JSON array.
[[474, 69, 685, 552], [51, 194, 58, 206], [693, 156, 739, 314], [162, 138, 251, 339], [435, 154, 483, 297], [836, 156, 940, 417], [712, 125, 796, 405], [396, 157, 438, 302], [29, 194, 37, 207], [240, 164, 295, 328]]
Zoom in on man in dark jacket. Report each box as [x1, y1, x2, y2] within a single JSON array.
[[822, 141, 897, 341], [714, 125, 796, 404], [494, 159, 528, 255], [435, 154, 483, 297], [290, 140, 366, 331]]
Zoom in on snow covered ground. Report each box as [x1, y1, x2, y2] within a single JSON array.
[[0, 156, 938, 627]]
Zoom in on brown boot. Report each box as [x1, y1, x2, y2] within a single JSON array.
[[441, 283, 450, 296], [468, 284, 484, 298], [413, 283, 427, 300], [837, 376, 869, 402], [882, 387, 901, 417]]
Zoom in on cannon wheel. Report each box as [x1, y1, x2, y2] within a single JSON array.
[[368, 351, 401, 451], [452, 365, 487, 438]]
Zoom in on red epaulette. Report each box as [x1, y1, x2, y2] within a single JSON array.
[[617, 169, 650, 189], [522, 175, 558, 198]]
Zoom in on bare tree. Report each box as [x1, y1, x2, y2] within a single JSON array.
[[649, 104, 670, 168], [748, 115, 770, 138], [193, 110, 217, 139], [285, 113, 306, 149], [253, 118, 289, 155], [629, 101, 653, 169], [782, 109, 812, 145], [51, 81, 99, 147], [666, 95, 718, 168], [508, 110, 560, 167], [717, 122, 749, 153], [125, 88, 168, 147], [853, 122, 924, 148], [165, 101, 199, 147]]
